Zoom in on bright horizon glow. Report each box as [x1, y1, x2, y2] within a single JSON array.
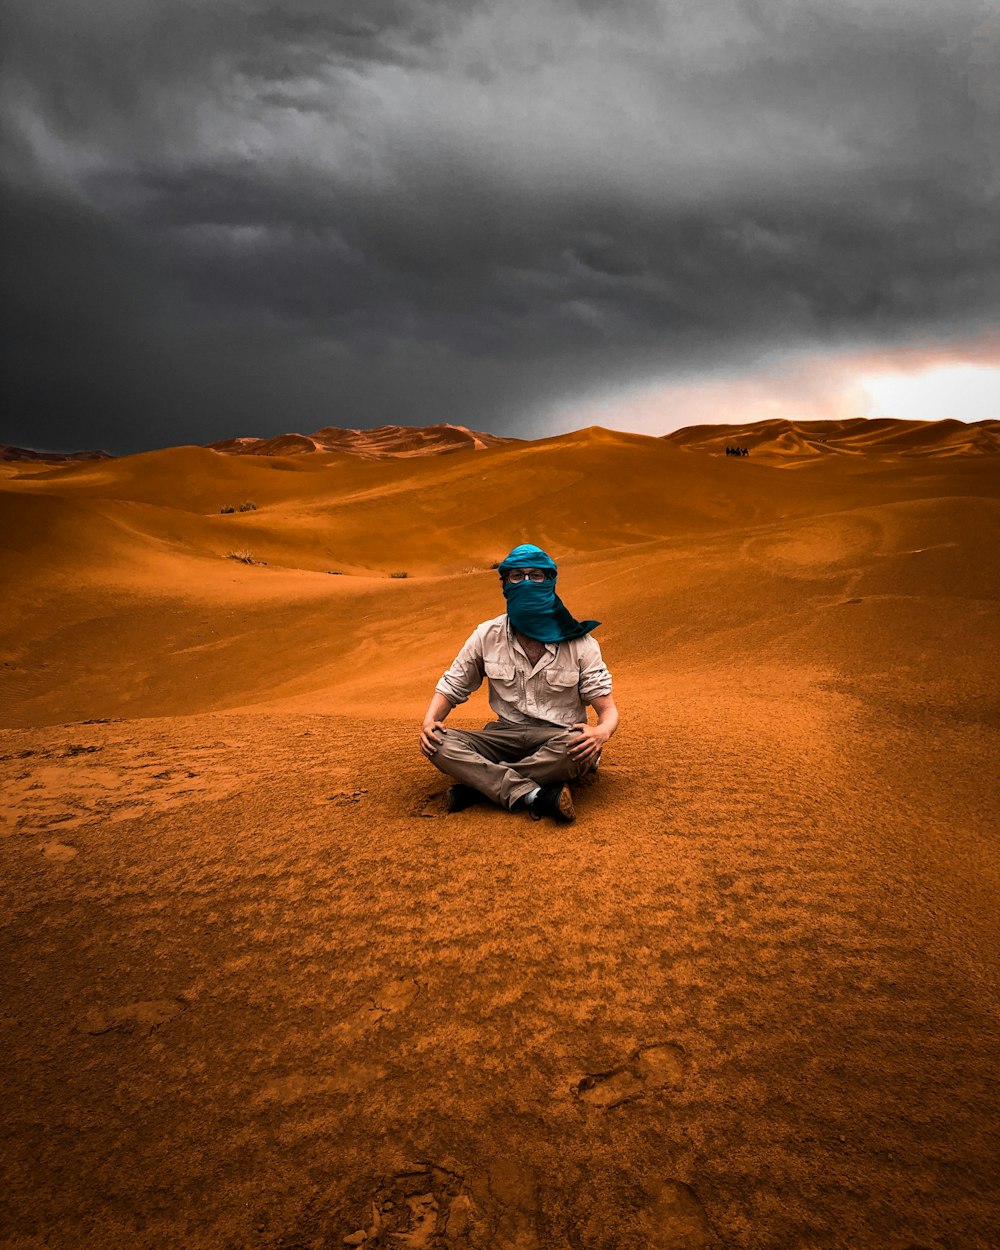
[[555, 344, 1000, 436], [860, 365, 1000, 424]]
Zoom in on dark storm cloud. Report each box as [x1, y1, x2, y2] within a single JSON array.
[[2, 0, 998, 451]]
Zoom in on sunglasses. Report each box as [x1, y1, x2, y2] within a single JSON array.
[[505, 569, 551, 583]]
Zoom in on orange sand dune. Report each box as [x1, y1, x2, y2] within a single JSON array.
[[2, 420, 999, 1249], [665, 415, 1000, 458], [0, 445, 113, 462], [209, 423, 518, 459]]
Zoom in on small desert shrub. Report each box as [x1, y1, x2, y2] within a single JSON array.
[[226, 549, 256, 564], [389, 571, 409, 579], [220, 505, 236, 514], [489, 559, 503, 569], [238, 500, 257, 512]]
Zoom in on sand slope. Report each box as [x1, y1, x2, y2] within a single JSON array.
[[0, 445, 113, 462], [208, 423, 518, 459], [665, 415, 1000, 458], [2, 419, 999, 1249]]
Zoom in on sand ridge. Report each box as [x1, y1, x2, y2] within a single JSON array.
[[207, 423, 519, 459], [1, 418, 999, 1248], [664, 415, 1000, 459]]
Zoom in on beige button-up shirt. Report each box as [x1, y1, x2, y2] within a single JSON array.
[[436, 614, 613, 729]]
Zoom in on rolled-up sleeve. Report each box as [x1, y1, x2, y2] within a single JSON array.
[[435, 629, 486, 706], [577, 635, 612, 702]]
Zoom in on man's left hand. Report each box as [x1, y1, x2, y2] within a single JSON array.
[[568, 722, 609, 767]]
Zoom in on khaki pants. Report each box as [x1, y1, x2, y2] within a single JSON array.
[[429, 719, 594, 809]]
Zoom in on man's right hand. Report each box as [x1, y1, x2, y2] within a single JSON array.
[[420, 720, 448, 758]]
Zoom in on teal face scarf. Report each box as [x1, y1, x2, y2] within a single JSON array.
[[498, 543, 600, 643]]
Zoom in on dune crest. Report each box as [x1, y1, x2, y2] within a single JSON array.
[[208, 423, 518, 459], [7, 417, 997, 467], [664, 415, 1000, 458], [0, 445, 113, 462]]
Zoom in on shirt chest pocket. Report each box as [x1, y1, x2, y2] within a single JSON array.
[[543, 668, 580, 695], [484, 662, 518, 693]]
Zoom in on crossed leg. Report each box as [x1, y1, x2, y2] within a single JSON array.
[[429, 720, 590, 809]]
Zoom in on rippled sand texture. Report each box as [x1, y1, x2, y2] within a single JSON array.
[[2, 419, 999, 1249]]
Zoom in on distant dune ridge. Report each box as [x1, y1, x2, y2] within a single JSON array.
[[207, 422, 518, 459], [662, 416, 1000, 458], [665, 417, 1000, 457], [5, 416, 998, 463], [0, 445, 113, 462], [210, 416, 1000, 460]]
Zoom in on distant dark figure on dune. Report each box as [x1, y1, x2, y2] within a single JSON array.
[[419, 543, 619, 823], [725, 446, 750, 456]]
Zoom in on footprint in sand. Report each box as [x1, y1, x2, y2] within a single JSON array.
[[410, 791, 445, 819], [575, 1042, 687, 1109], [639, 1179, 715, 1250], [77, 997, 188, 1037], [40, 840, 78, 862], [337, 977, 421, 1042], [324, 789, 369, 805], [346, 1158, 496, 1249]]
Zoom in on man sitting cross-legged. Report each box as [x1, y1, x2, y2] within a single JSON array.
[[419, 543, 619, 823]]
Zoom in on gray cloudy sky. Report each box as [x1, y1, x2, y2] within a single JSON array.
[[2, 0, 998, 452]]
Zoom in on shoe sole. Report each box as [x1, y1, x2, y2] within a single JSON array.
[[556, 786, 576, 823], [530, 785, 576, 823]]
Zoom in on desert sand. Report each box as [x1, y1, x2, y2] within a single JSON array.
[[1, 418, 998, 1250]]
